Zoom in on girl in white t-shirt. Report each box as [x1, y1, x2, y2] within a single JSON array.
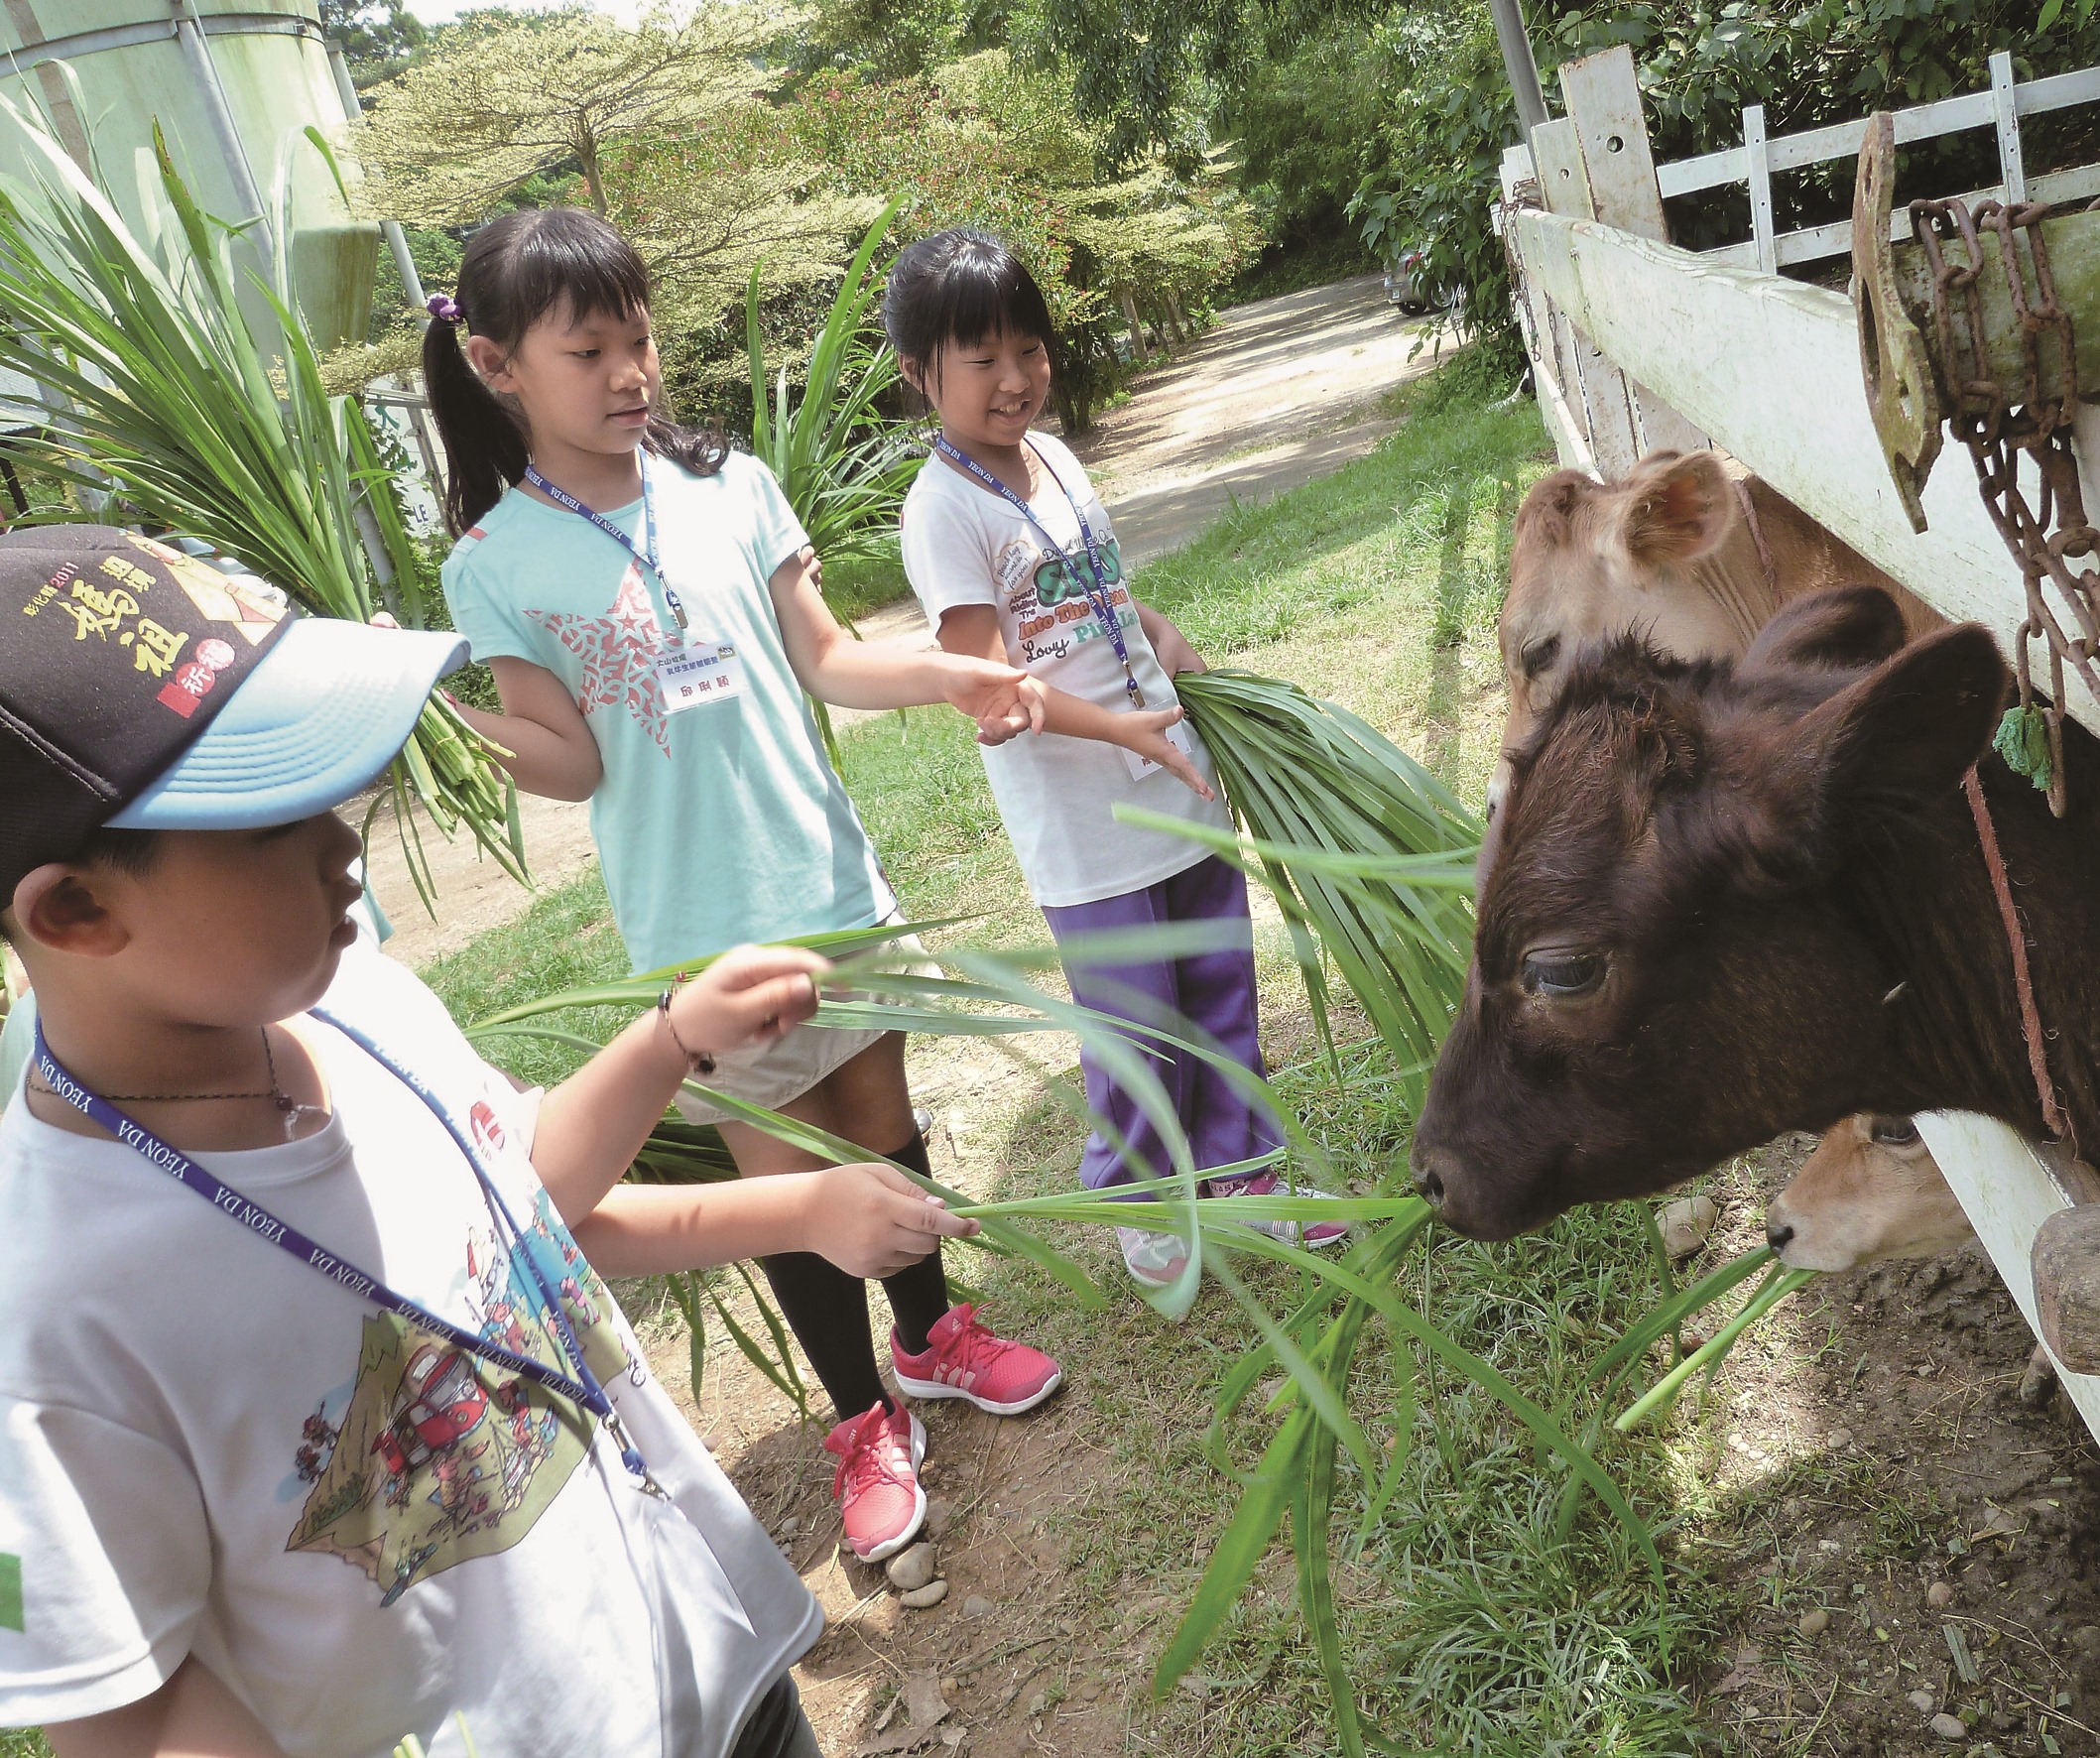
[[887, 229, 1348, 1301]]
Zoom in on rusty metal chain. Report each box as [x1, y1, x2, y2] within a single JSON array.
[[1909, 193, 2095, 816], [1497, 180, 1544, 365]]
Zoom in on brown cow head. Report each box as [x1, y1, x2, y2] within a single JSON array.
[[1413, 589, 2006, 1240], [1764, 1116, 1973, 1271], [1491, 451, 1740, 823]]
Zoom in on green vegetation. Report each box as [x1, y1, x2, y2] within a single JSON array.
[[410, 368, 1809, 1751], [0, 102, 522, 911]]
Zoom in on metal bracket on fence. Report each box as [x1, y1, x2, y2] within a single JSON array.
[[1853, 114, 1944, 531], [1854, 112, 2100, 816]]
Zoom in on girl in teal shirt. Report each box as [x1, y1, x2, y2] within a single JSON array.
[[429, 208, 1069, 1565]]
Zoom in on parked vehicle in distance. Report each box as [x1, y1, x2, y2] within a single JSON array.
[[1384, 248, 1451, 316]]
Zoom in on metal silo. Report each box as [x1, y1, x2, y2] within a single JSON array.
[[0, 1, 379, 351]]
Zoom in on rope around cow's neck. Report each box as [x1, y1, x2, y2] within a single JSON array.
[[1962, 764, 2071, 1144]]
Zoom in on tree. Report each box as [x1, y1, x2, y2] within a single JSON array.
[[355, 7, 787, 221], [761, 50, 1257, 425], [319, 0, 427, 91]]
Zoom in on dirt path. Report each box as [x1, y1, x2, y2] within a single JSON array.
[[365, 274, 1444, 970]]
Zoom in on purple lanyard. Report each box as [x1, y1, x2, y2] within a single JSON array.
[[523, 453, 689, 639], [32, 1013, 653, 1484], [930, 433, 1145, 707]]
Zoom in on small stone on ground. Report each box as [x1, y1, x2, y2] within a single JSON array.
[[960, 1594, 992, 1620], [887, 1542, 937, 1593], [899, 1579, 949, 1610], [1929, 1711, 1967, 1740]]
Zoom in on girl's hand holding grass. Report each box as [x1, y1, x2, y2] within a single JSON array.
[[666, 943, 830, 1066], [803, 1161, 979, 1278]]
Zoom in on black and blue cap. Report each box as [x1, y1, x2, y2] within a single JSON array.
[[0, 525, 464, 904]]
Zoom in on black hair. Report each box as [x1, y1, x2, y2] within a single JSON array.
[[74, 826, 162, 877], [423, 207, 725, 536], [881, 229, 1058, 381], [0, 826, 160, 943]]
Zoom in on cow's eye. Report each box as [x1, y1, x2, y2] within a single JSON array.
[[1520, 634, 1561, 678], [1520, 948, 1606, 998], [1868, 1116, 1920, 1147]]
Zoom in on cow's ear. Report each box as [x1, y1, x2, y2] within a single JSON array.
[[1791, 623, 2007, 815], [1615, 450, 1734, 569], [1743, 584, 1907, 676]]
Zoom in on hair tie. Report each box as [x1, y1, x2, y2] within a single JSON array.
[[426, 292, 461, 326]]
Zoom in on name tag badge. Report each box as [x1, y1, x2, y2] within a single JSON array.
[[1122, 714, 1195, 782], [657, 641, 743, 712]]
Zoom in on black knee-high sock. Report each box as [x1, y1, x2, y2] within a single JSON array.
[[757, 1134, 951, 1421], [759, 1250, 890, 1424], [882, 1131, 951, 1357]]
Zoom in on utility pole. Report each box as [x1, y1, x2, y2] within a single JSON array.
[[1487, 0, 1549, 138]]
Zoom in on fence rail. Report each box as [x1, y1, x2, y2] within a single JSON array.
[[1652, 53, 2100, 273]]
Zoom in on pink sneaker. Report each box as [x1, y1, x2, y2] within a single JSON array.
[[891, 1304, 1062, 1416], [823, 1402, 926, 1562], [1203, 1168, 1351, 1248]]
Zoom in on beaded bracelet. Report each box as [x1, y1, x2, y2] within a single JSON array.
[[657, 979, 716, 1075]]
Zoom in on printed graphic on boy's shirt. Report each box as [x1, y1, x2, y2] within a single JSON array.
[[525, 562, 674, 755], [283, 1193, 631, 1606], [1002, 536, 1135, 670]]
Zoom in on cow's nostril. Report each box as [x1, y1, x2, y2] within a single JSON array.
[[1765, 1218, 1794, 1252], [1414, 1166, 1445, 1206]]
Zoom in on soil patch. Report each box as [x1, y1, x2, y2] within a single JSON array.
[[1700, 1140, 2100, 1755]]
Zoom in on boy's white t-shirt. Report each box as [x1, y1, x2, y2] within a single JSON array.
[[0, 947, 820, 1757], [900, 432, 1230, 909]]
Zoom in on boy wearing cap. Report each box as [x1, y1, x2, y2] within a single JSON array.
[[0, 529, 973, 1758]]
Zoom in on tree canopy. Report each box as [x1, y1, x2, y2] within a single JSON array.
[[356, 7, 784, 219]]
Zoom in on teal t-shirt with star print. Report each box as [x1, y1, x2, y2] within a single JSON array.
[[442, 450, 893, 974]]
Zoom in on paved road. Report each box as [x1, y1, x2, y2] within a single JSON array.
[[366, 274, 1444, 968]]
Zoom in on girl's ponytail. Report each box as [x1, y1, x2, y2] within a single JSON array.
[[422, 301, 525, 537], [644, 413, 725, 479]]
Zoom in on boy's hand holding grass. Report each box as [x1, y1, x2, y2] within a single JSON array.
[[801, 1160, 979, 1277], [660, 942, 829, 1072]]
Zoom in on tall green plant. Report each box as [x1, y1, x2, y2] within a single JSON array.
[[459, 918, 1673, 1752], [0, 99, 525, 905], [747, 201, 923, 565]]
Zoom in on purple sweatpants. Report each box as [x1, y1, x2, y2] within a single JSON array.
[[1041, 854, 1280, 1191]]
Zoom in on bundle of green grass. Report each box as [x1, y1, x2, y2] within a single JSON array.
[[1163, 669, 1481, 1097]]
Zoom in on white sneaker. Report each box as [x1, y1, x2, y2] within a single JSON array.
[[1202, 1169, 1351, 1248], [1116, 1223, 1192, 1290]]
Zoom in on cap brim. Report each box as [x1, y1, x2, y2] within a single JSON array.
[[111, 620, 468, 829]]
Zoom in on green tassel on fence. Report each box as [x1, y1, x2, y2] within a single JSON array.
[[1994, 703, 2053, 792]]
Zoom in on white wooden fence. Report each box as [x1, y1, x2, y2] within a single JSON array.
[[1496, 48, 2100, 1442]]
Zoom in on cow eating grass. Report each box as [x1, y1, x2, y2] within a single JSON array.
[[1413, 585, 2088, 1241]]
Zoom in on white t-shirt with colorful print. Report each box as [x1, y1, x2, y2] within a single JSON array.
[[0, 946, 820, 1757], [901, 431, 1228, 908], [442, 450, 893, 973]]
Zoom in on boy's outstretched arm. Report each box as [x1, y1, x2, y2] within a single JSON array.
[[572, 1166, 976, 1280], [934, 604, 1214, 801], [768, 548, 1045, 735], [530, 944, 829, 1223], [46, 1657, 287, 1758]]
